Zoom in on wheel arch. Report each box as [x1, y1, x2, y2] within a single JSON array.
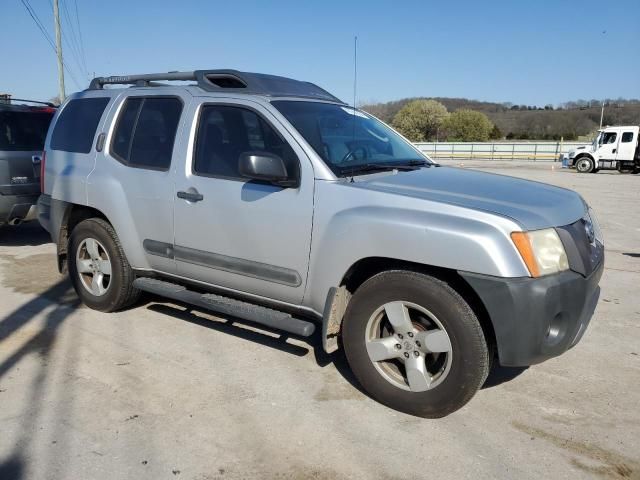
[[574, 153, 595, 167], [322, 256, 497, 361], [55, 204, 109, 273]]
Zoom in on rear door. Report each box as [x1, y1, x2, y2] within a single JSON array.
[[90, 90, 189, 273], [616, 130, 637, 161], [0, 106, 54, 197]]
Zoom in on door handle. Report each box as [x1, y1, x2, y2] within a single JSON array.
[[613, 149, 616, 154], [177, 190, 204, 202]]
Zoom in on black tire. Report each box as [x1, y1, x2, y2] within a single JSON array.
[[575, 156, 594, 173], [342, 270, 489, 418], [68, 217, 140, 312]]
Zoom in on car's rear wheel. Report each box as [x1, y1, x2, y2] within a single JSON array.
[[342, 270, 489, 418], [68, 218, 140, 312], [575, 156, 594, 173]]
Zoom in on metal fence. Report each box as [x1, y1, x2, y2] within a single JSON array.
[[414, 141, 587, 161]]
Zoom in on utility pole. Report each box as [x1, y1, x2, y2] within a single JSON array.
[[53, 0, 65, 102], [599, 100, 605, 129]]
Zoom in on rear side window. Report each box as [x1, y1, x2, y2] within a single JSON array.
[[621, 132, 634, 143], [111, 97, 182, 170], [51, 98, 109, 153], [0, 109, 54, 151]]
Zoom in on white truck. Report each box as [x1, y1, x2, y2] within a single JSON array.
[[565, 125, 640, 173]]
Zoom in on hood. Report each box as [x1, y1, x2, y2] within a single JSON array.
[[352, 166, 586, 230], [569, 145, 590, 155]]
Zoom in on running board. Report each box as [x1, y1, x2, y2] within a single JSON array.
[[133, 277, 316, 337]]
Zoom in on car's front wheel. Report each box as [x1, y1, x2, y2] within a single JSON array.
[[575, 156, 594, 173], [68, 218, 140, 312], [342, 270, 489, 418]]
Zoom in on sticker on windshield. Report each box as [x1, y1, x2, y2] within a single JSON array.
[[341, 107, 368, 118]]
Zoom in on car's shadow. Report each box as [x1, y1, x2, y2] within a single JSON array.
[[144, 298, 523, 397], [0, 222, 51, 247], [146, 300, 368, 395], [482, 365, 528, 389]]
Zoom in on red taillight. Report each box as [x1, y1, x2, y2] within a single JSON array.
[[40, 150, 46, 193]]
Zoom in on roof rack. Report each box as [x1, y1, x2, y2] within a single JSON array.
[[88, 69, 343, 103], [0, 96, 56, 107]]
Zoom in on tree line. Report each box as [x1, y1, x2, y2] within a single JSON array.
[[362, 97, 640, 142]]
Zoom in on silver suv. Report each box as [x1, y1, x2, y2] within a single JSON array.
[[37, 70, 604, 417]]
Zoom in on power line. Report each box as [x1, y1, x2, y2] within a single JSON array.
[[19, 0, 55, 51], [18, 0, 83, 90], [45, 0, 85, 82], [73, 0, 88, 76], [60, 0, 87, 75]]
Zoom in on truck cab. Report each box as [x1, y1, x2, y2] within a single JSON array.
[[569, 125, 640, 173]]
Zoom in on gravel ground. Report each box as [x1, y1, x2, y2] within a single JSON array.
[[0, 161, 638, 480]]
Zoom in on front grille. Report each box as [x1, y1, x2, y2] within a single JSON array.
[[556, 218, 604, 277]]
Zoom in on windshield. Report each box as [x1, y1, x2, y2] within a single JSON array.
[[272, 101, 429, 176], [592, 132, 602, 148], [0, 109, 54, 151]]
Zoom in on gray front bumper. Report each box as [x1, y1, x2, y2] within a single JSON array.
[[460, 259, 604, 367]]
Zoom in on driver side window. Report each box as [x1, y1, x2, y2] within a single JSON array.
[[601, 132, 617, 145], [193, 105, 299, 180]]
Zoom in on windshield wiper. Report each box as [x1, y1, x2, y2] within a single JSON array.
[[400, 160, 430, 167], [339, 160, 431, 177], [339, 163, 419, 176]]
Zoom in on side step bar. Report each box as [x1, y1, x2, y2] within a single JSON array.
[[133, 277, 316, 337]]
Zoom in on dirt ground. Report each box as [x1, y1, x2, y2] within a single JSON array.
[[0, 161, 639, 479]]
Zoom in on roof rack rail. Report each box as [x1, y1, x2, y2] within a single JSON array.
[[88, 69, 343, 103], [2, 97, 56, 107]]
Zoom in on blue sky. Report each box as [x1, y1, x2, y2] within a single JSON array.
[[4, 0, 639, 105]]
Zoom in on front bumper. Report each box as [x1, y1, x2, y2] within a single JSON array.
[[460, 259, 604, 367]]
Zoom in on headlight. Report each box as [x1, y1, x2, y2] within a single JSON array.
[[568, 151, 576, 159], [511, 228, 569, 277]]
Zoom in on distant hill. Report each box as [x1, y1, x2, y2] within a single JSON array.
[[361, 97, 640, 140]]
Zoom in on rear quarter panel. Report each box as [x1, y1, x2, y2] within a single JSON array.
[[43, 91, 118, 205]]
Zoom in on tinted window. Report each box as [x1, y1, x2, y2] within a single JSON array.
[[621, 132, 634, 143], [194, 105, 299, 180], [601, 132, 617, 144], [51, 98, 109, 153], [112, 98, 142, 161], [0, 109, 54, 151], [111, 97, 182, 170]]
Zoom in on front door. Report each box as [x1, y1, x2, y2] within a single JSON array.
[[598, 131, 619, 160], [173, 99, 314, 304]]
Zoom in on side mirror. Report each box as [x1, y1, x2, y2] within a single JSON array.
[[238, 152, 298, 187]]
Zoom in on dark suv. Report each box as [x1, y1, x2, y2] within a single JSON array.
[[0, 98, 55, 226]]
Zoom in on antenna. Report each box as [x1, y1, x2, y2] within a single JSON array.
[[353, 36, 358, 108]]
